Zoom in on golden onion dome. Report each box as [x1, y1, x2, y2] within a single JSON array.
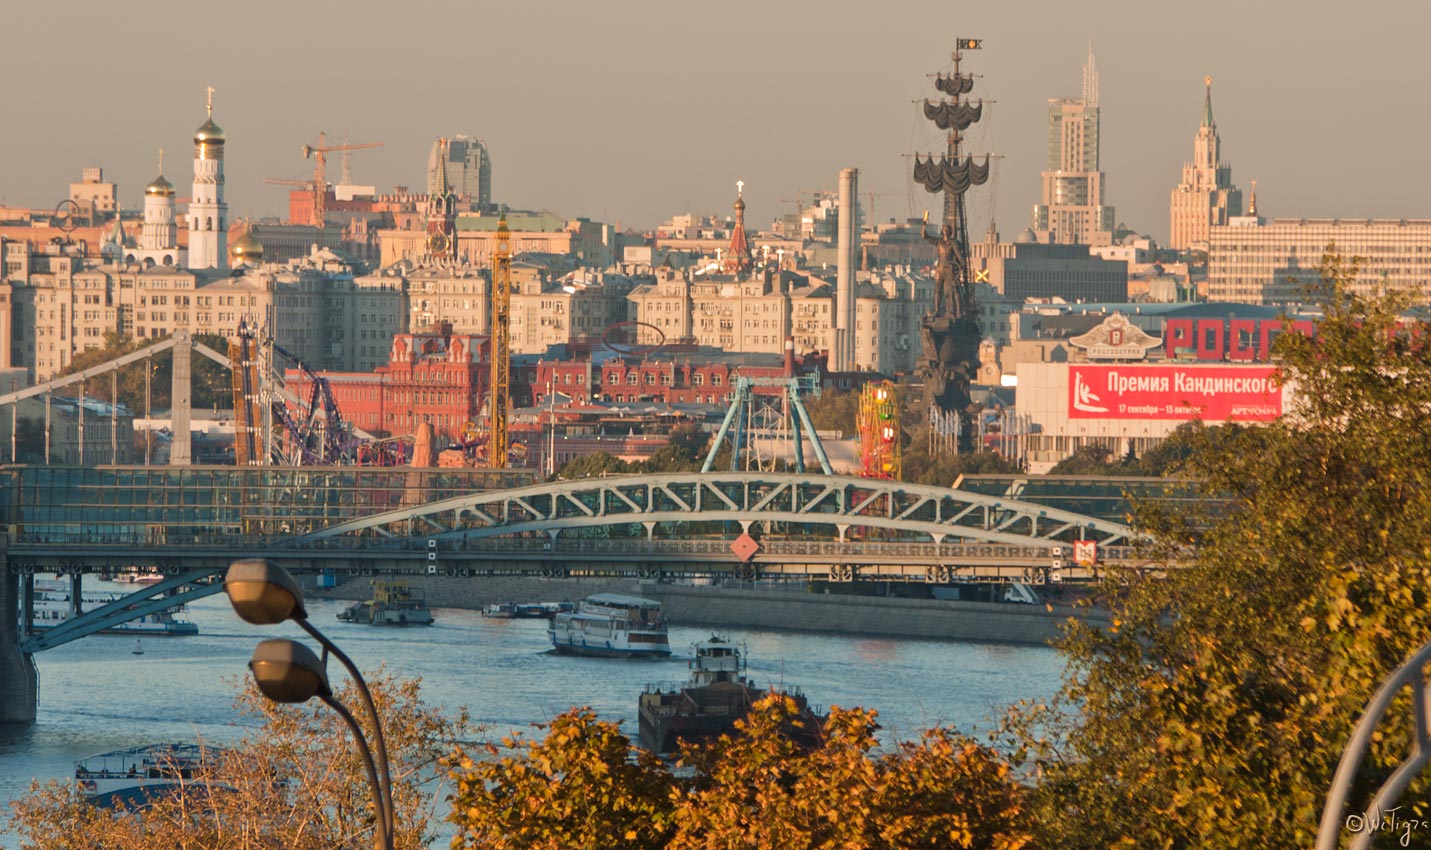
[[145, 174, 175, 197], [194, 117, 226, 145], [733, 195, 746, 212], [231, 231, 264, 262]]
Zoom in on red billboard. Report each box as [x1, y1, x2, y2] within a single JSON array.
[[1068, 364, 1282, 421]]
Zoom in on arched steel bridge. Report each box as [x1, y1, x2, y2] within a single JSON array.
[[300, 471, 1134, 550], [10, 471, 1138, 653]]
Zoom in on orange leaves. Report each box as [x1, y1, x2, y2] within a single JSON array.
[[447, 696, 1029, 850]]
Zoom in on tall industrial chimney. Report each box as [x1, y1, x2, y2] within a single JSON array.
[[835, 167, 858, 371]]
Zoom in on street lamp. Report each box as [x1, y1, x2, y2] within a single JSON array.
[[225, 559, 394, 850]]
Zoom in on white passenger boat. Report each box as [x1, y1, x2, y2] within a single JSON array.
[[548, 593, 671, 657], [29, 581, 199, 637], [75, 743, 209, 808]]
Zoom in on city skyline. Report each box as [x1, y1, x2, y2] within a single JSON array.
[[1, 1, 1420, 245]]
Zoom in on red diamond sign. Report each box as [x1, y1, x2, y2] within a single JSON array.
[[730, 533, 760, 562]]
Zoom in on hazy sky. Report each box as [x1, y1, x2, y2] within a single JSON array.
[[2, 1, 1423, 244]]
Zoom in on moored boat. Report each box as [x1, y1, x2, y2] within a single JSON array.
[[548, 593, 670, 657], [484, 600, 574, 619], [75, 743, 209, 808], [28, 582, 198, 637], [481, 602, 517, 619], [638, 636, 823, 755], [111, 570, 165, 585]]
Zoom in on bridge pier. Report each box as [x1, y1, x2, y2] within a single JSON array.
[[0, 569, 39, 724], [170, 330, 192, 466]]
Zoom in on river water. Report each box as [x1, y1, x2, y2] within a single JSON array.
[[0, 591, 1064, 845]]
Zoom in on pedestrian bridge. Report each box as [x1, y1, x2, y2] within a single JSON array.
[[302, 469, 1134, 554], [4, 467, 1144, 655], [5, 468, 1135, 572]]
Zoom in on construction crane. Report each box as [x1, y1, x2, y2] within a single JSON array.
[[777, 192, 809, 238], [488, 215, 512, 468], [301, 131, 383, 229]]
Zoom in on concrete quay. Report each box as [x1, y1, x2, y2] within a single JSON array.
[[306, 574, 1103, 646]]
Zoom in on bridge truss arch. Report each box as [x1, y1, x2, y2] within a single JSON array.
[[298, 472, 1135, 551]]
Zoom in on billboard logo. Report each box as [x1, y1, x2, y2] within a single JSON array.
[[1072, 372, 1108, 413], [1069, 312, 1163, 361], [1067, 365, 1282, 422]]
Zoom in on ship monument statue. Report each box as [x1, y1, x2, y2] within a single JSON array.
[[913, 38, 992, 452]]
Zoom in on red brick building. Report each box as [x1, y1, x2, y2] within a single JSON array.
[[286, 327, 486, 443]]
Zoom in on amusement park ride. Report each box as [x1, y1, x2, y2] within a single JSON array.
[[229, 320, 403, 467], [857, 381, 902, 480]]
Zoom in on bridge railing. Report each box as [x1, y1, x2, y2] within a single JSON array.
[[7, 526, 1139, 566]]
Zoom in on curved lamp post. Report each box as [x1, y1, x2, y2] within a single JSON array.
[[225, 559, 394, 850], [1317, 638, 1431, 850]]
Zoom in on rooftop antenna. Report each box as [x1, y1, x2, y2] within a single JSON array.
[[1082, 40, 1098, 107]]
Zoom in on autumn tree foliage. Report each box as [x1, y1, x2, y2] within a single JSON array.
[[1012, 253, 1431, 848], [8, 672, 469, 850], [448, 694, 1030, 850]]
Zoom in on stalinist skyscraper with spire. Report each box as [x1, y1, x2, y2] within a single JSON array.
[[1169, 76, 1242, 252], [1031, 45, 1115, 246]]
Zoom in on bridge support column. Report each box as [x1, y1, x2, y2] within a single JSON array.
[[170, 330, 192, 466], [0, 569, 40, 724]]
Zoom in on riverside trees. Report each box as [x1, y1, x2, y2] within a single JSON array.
[[8, 673, 468, 850], [1014, 253, 1431, 848], [447, 695, 1031, 850]]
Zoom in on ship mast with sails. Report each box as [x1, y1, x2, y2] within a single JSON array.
[[913, 38, 991, 452]]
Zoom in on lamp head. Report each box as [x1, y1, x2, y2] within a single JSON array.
[[225, 559, 307, 624], [248, 638, 331, 704]]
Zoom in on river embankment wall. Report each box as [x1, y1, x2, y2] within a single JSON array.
[[305, 575, 1103, 646]]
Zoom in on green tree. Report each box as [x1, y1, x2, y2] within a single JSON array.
[[802, 388, 861, 436], [1045, 442, 1116, 475], [9, 673, 470, 850], [897, 439, 1017, 487], [54, 331, 232, 413], [556, 450, 632, 479], [1014, 252, 1431, 849], [637, 422, 710, 474]]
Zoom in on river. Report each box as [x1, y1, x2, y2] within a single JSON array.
[[0, 591, 1065, 845]]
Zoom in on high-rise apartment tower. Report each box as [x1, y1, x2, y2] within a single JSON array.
[[1031, 45, 1114, 246], [427, 135, 492, 211]]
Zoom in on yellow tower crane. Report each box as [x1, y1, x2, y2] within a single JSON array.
[[301, 131, 383, 229], [488, 215, 513, 468]]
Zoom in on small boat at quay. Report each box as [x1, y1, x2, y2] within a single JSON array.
[[548, 593, 670, 657], [484, 601, 575, 619]]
